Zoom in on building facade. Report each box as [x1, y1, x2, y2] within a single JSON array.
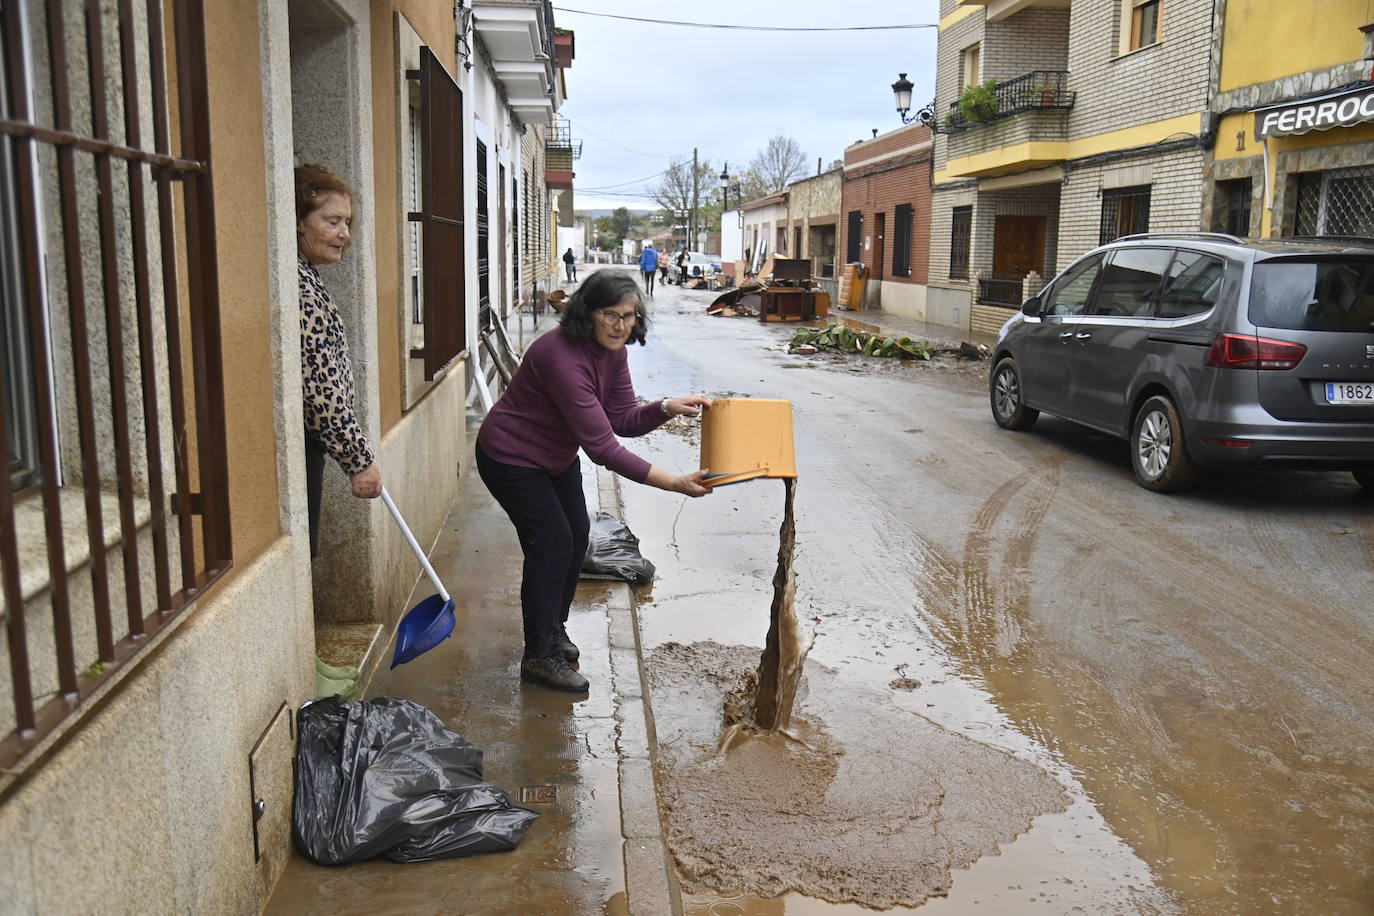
[[0, 1, 570, 909], [783, 166, 843, 285], [838, 123, 935, 316], [928, 0, 1217, 338], [1205, 0, 1374, 240]]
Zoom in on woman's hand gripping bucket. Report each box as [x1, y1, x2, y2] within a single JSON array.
[[699, 398, 797, 487]]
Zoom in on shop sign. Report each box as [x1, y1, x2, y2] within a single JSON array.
[[1254, 86, 1374, 139]]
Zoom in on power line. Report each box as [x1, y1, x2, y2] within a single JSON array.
[[576, 168, 672, 192], [553, 8, 936, 31], [561, 116, 674, 159]]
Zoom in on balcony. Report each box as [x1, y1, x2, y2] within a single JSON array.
[[545, 118, 580, 189], [943, 70, 1075, 178], [471, 0, 560, 123], [958, 0, 1073, 23]]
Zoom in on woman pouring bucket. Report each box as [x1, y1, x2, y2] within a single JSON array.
[[478, 270, 714, 692]]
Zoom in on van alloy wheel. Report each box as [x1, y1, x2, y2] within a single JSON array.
[[1131, 395, 1198, 492], [990, 358, 1039, 431]]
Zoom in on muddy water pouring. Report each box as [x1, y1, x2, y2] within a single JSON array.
[[701, 398, 805, 731]]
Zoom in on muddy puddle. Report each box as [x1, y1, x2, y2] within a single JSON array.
[[647, 641, 1067, 908], [623, 421, 1180, 913]]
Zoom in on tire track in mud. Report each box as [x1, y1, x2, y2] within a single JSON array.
[[1247, 497, 1374, 591], [959, 460, 1062, 659]]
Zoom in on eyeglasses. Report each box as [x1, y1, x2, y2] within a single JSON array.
[[596, 309, 638, 328]]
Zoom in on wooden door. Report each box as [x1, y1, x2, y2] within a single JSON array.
[[993, 215, 1046, 278]]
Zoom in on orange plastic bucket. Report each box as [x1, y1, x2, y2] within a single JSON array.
[[699, 398, 796, 487]]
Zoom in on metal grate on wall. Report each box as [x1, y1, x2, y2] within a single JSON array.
[[1294, 165, 1374, 237], [1100, 185, 1151, 245]]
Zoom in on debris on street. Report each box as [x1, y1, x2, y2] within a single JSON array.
[[789, 323, 990, 361]]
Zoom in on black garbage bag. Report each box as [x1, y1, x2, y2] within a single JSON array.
[[292, 695, 538, 865], [580, 511, 656, 587]]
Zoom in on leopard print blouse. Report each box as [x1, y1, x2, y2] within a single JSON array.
[[299, 256, 374, 476]]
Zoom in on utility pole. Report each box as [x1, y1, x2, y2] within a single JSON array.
[[691, 147, 699, 253]]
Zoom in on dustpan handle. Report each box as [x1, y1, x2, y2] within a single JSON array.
[[380, 487, 450, 602]]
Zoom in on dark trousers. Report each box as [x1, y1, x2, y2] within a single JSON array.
[[305, 433, 326, 558], [565, 263, 576, 281], [642, 269, 656, 295], [476, 442, 589, 659]]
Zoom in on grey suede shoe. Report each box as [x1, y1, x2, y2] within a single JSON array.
[[520, 654, 589, 692]]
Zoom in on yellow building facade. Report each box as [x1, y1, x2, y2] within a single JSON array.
[[1205, 0, 1374, 237]]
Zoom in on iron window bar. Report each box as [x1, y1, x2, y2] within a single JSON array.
[[0, 0, 231, 784]]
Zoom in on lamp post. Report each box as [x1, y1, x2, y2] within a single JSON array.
[[719, 163, 731, 212]]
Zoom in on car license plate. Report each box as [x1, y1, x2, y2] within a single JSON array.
[[1325, 381, 1374, 404]]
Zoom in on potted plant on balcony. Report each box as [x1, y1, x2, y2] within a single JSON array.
[[958, 79, 1000, 123], [1033, 76, 1059, 106]]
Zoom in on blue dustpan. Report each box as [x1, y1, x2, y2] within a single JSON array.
[[381, 488, 456, 668]]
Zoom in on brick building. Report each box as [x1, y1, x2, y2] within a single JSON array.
[[928, 0, 1216, 338], [838, 122, 934, 316]]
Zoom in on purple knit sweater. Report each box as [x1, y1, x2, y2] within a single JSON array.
[[477, 327, 666, 482]]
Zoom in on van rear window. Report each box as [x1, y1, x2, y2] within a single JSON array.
[[1249, 259, 1374, 332]]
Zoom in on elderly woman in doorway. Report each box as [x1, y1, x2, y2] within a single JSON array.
[[477, 270, 713, 693], [296, 163, 382, 557]]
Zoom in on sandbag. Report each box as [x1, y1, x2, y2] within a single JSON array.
[[292, 695, 538, 865], [581, 511, 656, 587]]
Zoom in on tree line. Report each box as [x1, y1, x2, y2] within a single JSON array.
[[590, 134, 823, 252]]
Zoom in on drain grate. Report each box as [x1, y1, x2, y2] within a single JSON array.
[[519, 785, 558, 804]]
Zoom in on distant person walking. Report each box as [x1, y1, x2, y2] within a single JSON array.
[[676, 247, 690, 285], [639, 243, 659, 297], [563, 247, 577, 283]]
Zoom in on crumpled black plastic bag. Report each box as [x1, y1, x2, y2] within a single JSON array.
[[580, 511, 656, 587], [292, 695, 538, 865]]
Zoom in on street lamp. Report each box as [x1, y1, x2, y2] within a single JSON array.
[[892, 72, 938, 129], [719, 163, 731, 212], [892, 72, 915, 123]]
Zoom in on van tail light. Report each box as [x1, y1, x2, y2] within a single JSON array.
[[1206, 333, 1307, 370]]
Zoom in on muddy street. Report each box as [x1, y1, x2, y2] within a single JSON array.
[[618, 278, 1374, 914]]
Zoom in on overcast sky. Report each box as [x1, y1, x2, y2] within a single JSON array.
[[552, 1, 940, 212]]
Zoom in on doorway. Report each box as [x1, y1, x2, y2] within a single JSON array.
[[992, 215, 1047, 279]]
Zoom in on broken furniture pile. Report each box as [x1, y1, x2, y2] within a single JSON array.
[[707, 258, 830, 322]]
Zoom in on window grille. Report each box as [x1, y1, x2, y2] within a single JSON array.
[[408, 47, 466, 380], [893, 204, 914, 277], [1293, 166, 1374, 237], [1215, 178, 1252, 237], [949, 206, 972, 279], [0, 0, 230, 779], [1100, 185, 1151, 244], [845, 210, 863, 263], [476, 138, 490, 330]]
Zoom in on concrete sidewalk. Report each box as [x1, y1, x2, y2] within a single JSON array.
[[264, 446, 678, 915]]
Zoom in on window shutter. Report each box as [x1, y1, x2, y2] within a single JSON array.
[[411, 47, 466, 380]]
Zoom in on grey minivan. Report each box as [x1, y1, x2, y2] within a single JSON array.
[[989, 233, 1374, 492]]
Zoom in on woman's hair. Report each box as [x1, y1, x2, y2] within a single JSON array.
[[560, 270, 648, 346], [295, 163, 352, 220]]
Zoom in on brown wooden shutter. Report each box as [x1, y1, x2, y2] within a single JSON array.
[[410, 47, 466, 380]]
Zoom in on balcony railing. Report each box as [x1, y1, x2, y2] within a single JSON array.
[[945, 70, 1074, 133], [977, 277, 1026, 307]]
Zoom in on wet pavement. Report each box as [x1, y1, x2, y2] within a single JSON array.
[[620, 281, 1373, 913], [265, 274, 1373, 914], [265, 414, 672, 914]]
